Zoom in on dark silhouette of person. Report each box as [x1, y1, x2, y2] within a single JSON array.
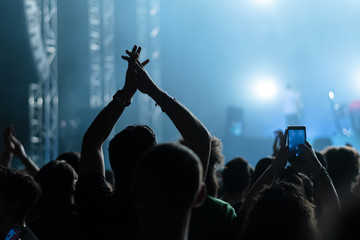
[[56, 151, 81, 174], [28, 160, 80, 240], [133, 143, 206, 240], [0, 167, 41, 240], [321, 146, 360, 209], [221, 157, 252, 212], [242, 182, 319, 240], [75, 45, 211, 239]]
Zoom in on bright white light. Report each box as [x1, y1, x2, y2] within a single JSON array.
[[253, 76, 278, 100], [329, 91, 334, 100], [254, 0, 274, 6]]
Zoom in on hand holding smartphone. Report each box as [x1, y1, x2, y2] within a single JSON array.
[[287, 126, 306, 161]]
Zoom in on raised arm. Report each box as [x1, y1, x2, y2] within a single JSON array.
[[294, 142, 341, 231], [132, 62, 211, 179], [9, 135, 39, 177], [240, 130, 289, 213], [80, 45, 147, 177]]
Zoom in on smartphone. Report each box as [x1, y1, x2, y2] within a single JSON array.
[[287, 126, 306, 160], [5, 227, 23, 240]]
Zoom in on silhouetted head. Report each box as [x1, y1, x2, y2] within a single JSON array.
[[109, 125, 156, 190], [56, 151, 81, 174], [322, 146, 360, 192], [35, 160, 77, 204], [243, 182, 318, 240], [0, 167, 41, 221], [276, 166, 314, 203], [133, 143, 204, 214], [179, 135, 224, 197], [222, 157, 252, 196], [251, 156, 275, 184]]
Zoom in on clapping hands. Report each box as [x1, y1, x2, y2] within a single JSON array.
[[121, 45, 158, 96], [3, 126, 28, 159]]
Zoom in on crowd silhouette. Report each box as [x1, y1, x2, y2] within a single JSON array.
[[1, 45, 360, 240]]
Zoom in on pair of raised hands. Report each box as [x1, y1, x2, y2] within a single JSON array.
[[121, 45, 158, 97], [274, 130, 323, 177]]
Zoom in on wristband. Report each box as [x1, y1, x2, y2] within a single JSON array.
[[112, 90, 132, 107]]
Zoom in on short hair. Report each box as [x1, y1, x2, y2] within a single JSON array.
[[133, 143, 202, 211], [322, 146, 360, 189], [108, 125, 156, 188], [276, 167, 314, 203], [222, 157, 252, 195], [56, 151, 81, 174], [0, 167, 41, 217], [35, 160, 77, 201], [243, 182, 318, 240]]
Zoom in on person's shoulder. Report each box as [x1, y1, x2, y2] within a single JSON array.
[[207, 196, 235, 209], [76, 173, 109, 190], [203, 195, 237, 219], [75, 172, 113, 201]]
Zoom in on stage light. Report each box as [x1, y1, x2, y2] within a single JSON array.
[[253, 76, 278, 100], [328, 91, 334, 100]]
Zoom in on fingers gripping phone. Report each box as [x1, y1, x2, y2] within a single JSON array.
[[287, 126, 306, 160]]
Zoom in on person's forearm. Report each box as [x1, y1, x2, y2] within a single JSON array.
[[149, 87, 211, 178], [80, 99, 127, 177], [240, 163, 281, 213], [83, 100, 125, 147], [0, 150, 13, 168], [20, 155, 39, 177]]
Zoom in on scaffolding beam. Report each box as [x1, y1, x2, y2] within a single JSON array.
[[24, 0, 58, 166]]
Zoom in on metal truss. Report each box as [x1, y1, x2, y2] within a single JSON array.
[[88, 0, 103, 108], [88, 0, 116, 108], [28, 83, 43, 164], [102, 0, 116, 104], [136, 0, 163, 141], [24, 0, 59, 166], [42, 0, 59, 164]]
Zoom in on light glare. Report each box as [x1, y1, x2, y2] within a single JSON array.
[[253, 77, 278, 100]]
